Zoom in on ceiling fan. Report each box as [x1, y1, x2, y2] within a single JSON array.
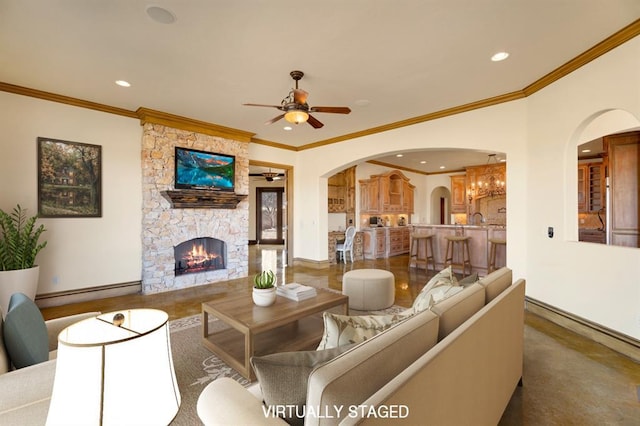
[[249, 169, 285, 182], [243, 70, 351, 129]]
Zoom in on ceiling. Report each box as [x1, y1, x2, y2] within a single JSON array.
[[1, 1, 639, 173]]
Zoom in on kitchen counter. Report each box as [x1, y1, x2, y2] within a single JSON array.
[[411, 224, 506, 276]]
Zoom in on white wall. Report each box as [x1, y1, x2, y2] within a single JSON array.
[[0, 92, 142, 294], [525, 36, 640, 338], [293, 100, 528, 277]]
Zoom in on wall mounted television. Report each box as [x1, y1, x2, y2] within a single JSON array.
[[174, 147, 235, 191]]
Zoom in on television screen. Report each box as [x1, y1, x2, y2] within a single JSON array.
[[174, 147, 235, 191]]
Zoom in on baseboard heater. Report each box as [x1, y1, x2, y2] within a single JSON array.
[[525, 296, 640, 363], [35, 281, 142, 309]]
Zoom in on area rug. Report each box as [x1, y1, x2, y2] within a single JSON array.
[[168, 304, 406, 425], [169, 315, 250, 426]]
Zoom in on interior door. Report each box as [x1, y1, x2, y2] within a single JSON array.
[[256, 187, 285, 245]]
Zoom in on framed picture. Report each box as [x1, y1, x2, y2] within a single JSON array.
[[37, 137, 102, 217]]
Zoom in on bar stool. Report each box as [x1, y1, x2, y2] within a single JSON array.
[[444, 235, 472, 277], [488, 238, 507, 273], [409, 234, 436, 271]]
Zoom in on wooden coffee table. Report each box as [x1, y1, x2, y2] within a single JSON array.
[[201, 289, 348, 380]]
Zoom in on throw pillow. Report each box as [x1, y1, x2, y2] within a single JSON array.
[[251, 344, 355, 426], [420, 266, 458, 294], [412, 285, 465, 312], [316, 309, 414, 350], [458, 273, 479, 287], [2, 293, 49, 369]]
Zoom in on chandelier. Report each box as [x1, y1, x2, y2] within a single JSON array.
[[467, 154, 506, 202]]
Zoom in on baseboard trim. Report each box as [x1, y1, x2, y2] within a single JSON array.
[[525, 296, 640, 363], [35, 281, 142, 308], [293, 258, 330, 269]]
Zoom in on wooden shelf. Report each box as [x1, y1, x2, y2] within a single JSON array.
[[161, 189, 247, 209]]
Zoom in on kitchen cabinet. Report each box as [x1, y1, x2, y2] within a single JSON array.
[[606, 131, 639, 247], [363, 228, 387, 259], [578, 162, 605, 213], [328, 166, 356, 214], [450, 175, 467, 213], [359, 170, 414, 215], [388, 227, 411, 256]]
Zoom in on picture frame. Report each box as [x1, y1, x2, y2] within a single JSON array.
[[37, 137, 102, 218]]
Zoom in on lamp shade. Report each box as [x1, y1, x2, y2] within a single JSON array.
[[46, 309, 181, 425], [284, 109, 309, 124]]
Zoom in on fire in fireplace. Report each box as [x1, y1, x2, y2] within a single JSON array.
[[174, 237, 226, 276]]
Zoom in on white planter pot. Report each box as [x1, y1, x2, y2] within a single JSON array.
[[252, 287, 277, 307], [0, 266, 40, 318]]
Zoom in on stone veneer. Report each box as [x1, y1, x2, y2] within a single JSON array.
[[141, 123, 249, 293]]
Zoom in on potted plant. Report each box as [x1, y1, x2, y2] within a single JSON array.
[[0, 204, 47, 316], [252, 270, 276, 307]]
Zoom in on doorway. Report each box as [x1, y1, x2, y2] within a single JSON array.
[[256, 187, 285, 244]]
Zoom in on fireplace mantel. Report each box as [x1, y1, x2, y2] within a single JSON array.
[[161, 190, 247, 209]]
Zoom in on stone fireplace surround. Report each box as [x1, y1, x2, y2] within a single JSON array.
[[141, 123, 249, 293]]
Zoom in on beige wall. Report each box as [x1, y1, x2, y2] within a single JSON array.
[[0, 92, 142, 294]]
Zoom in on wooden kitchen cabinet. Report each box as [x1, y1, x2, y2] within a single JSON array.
[[388, 227, 411, 256], [363, 228, 387, 259], [328, 166, 356, 213], [450, 175, 467, 213], [359, 170, 414, 215], [578, 162, 604, 213]]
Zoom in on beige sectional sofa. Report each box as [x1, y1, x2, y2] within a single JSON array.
[[0, 311, 99, 424], [197, 267, 525, 426]]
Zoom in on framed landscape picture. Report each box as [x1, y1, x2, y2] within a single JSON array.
[[37, 137, 102, 217]]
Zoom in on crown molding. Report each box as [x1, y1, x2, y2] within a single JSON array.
[[297, 90, 526, 151], [0, 81, 139, 118], [523, 18, 640, 96], [249, 137, 299, 151], [2, 18, 638, 149], [136, 107, 254, 142]]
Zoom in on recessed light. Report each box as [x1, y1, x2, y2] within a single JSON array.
[[581, 149, 591, 153], [439, 166, 446, 169], [355, 99, 371, 107], [283, 126, 292, 131], [115, 80, 131, 87], [396, 154, 403, 158], [146, 6, 176, 24], [491, 52, 509, 62], [420, 161, 427, 164]]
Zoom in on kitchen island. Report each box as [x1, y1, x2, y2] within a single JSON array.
[[411, 224, 506, 277]]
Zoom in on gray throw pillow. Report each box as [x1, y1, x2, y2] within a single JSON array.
[[458, 273, 479, 286], [251, 344, 355, 425], [2, 293, 49, 369]]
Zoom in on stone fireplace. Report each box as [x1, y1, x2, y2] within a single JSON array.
[[141, 122, 250, 293]]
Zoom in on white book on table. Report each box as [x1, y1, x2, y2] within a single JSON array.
[[277, 283, 317, 300]]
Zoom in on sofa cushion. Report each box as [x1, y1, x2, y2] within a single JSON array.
[[430, 283, 485, 341], [250, 344, 355, 425], [316, 310, 414, 350], [2, 293, 48, 369], [477, 267, 512, 303]]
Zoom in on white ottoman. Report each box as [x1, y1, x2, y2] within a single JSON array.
[[342, 269, 395, 310]]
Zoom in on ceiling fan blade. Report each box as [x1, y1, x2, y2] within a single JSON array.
[[307, 114, 324, 129], [265, 114, 285, 125], [293, 89, 308, 105], [243, 103, 284, 109], [309, 106, 351, 114]]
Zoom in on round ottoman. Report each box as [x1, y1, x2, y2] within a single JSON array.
[[342, 269, 395, 310]]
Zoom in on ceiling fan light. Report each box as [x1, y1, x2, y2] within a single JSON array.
[[284, 110, 309, 124]]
